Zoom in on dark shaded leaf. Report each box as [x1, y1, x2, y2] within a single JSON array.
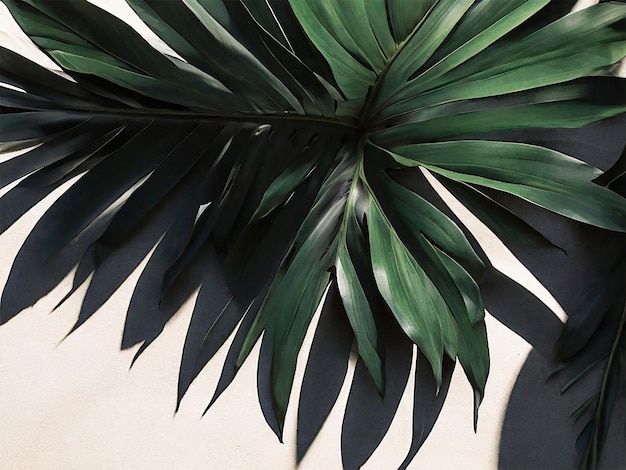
[[341, 320, 413, 470], [297, 283, 353, 462]]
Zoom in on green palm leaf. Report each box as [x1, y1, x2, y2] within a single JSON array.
[[1, 0, 625, 466]]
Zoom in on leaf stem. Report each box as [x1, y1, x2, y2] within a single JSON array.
[[40, 105, 360, 134], [337, 136, 366, 245], [358, 2, 438, 130]]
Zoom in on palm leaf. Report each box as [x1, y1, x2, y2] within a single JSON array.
[[1, 0, 625, 465]]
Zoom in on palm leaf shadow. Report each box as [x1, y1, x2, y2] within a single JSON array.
[[489, 117, 626, 469]]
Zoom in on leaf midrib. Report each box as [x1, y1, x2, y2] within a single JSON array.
[[358, 1, 439, 130], [42, 105, 360, 134]]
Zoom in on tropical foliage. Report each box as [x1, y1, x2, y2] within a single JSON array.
[[0, 0, 625, 467]]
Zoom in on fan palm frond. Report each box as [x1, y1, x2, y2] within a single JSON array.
[[1, 0, 625, 466]]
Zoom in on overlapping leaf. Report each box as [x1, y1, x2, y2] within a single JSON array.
[[1, 0, 626, 466]]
